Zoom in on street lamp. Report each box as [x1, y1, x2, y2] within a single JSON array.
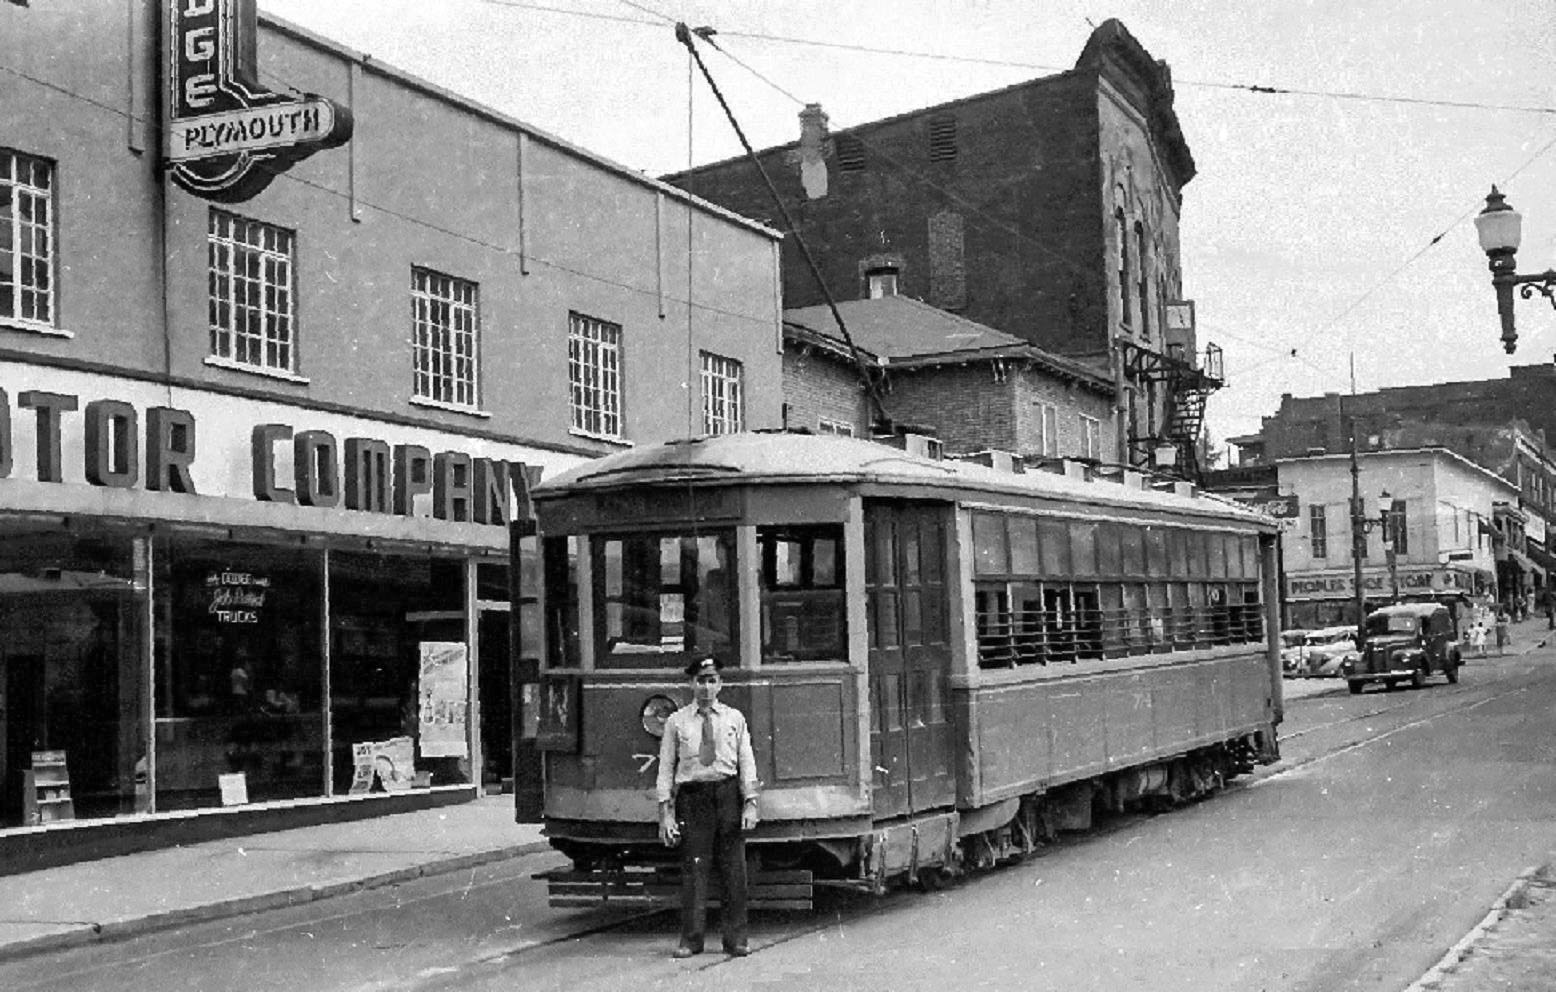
[[1474, 186, 1556, 354]]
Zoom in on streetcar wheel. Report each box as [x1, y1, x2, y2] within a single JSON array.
[[1347, 679, 1364, 695], [1411, 666, 1426, 690]]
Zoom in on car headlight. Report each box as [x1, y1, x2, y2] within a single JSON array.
[[640, 694, 678, 738]]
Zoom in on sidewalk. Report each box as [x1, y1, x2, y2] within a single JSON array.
[[0, 795, 548, 963]]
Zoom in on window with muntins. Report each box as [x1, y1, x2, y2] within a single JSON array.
[[569, 311, 622, 439], [209, 210, 296, 372], [0, 149, 54, 327], [700, 351, 744, 435], [1034, 401, 1059, 457], [411, 268, 480, 407], [1309, 504, 1327, 559]]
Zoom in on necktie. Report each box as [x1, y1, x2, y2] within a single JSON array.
[[699, 710, 716, 766]]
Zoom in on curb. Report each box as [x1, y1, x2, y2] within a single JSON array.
[[0, 840, 553, 965], [1404, 863, 1550, 992]]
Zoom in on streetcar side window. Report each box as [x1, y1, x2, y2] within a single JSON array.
[[592, 530, 737, 669], [968, 509, 1265, 666], [759, 525, 846, 662], [543, 536, 580, 668]]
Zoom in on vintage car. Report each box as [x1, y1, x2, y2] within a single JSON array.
[[1341, 603, 1461, 694], [1279, 629, 1310, 676], [1297, 626, 1360, 678]]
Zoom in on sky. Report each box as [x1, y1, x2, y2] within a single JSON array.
[[260, 0, 1556, 449]]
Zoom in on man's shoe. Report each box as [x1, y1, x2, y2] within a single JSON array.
[[672, 944, 702, 959], [724, 943, 750, 957]]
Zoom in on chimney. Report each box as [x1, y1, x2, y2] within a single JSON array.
[[797, 103, 830, 200]]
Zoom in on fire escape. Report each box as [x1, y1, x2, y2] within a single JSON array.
[[1120, 341, 1225, 482]]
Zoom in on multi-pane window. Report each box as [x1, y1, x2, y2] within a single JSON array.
[[209, 210, 296, 372], [700, 351, 744, 435], [817, 418, 854, 436], [568, 312, 622, 439], [971, 511, 1264, 668], [1034, 401, 1059, 457], [1385, 499, 1408, 556], [1079, 415, 1101, 460], [411, 268, 480, 407], [1, 150, 54, 326], [1309, 505, 1328, 559]]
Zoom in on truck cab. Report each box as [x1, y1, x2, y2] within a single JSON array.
[[1342, 603, 1461, 694]]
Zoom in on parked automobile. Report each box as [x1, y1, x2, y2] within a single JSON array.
[[1298, 626, 1360, 678], [1279, 629, 1310, 677], [1341, 602, 1461, 694]]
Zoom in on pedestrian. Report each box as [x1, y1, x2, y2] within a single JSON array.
[[1495, 608, 1511, 655], [1545, 588, 1554, 631], [1469, 618, 1487, 658], [656, 657, 759, 959]]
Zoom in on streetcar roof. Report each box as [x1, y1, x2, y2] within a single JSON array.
[[533, 432, 1276, 528]]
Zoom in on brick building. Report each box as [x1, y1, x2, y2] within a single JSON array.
[[0, 0, 780, 855], [782, 296, 1116, 464], [1229, 368, 1556, 602], [667, 18, 1222, 476]]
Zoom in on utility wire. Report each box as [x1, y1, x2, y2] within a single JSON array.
[[475, 0, 1556, 117]]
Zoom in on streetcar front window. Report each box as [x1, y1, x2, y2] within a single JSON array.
[[592, 530, 736, 669]]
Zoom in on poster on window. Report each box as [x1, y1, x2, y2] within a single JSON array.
[[418, 641, 470, 758], [348, 737, 417, 793]]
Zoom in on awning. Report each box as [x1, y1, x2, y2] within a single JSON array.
[[1528, 541, 1556, 579]]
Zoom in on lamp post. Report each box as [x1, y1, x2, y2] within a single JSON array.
[[1474, 186, 1556, 354]]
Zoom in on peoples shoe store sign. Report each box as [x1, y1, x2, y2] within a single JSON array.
[[164, 0, 351, 202]]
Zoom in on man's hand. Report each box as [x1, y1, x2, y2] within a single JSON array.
[[740, 800, 759, 832], [658, 807, 680, 847]]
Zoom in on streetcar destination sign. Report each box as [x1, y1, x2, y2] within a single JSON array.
[[163, 0, 352, 202]]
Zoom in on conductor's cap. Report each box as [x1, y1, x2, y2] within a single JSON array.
[[685, 656, 723, 677]]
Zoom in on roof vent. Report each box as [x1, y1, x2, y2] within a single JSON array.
[[928, 115, 957, 162], [1173, 481, 1196, 498], [1062, 459, 1091, 481], [1121, 470, 1145, 490], [874, 429, 943, 460], [959, 450, 1021, 473], [836, 134, 866, 173]]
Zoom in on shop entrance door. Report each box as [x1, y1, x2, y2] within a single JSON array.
[[477, 609, 514, 796], [2, 655, 44, 825], [865, 502, 955, 820]]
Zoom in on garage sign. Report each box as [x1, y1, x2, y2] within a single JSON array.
[[163, 0, 352, 201]]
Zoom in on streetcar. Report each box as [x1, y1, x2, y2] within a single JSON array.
[[522, 431, 1282, 908]]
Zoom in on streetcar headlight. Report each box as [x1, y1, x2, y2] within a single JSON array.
[[640, 694, 678, 738]]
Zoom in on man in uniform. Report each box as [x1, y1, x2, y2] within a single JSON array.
[[656, 656, 759, 958]]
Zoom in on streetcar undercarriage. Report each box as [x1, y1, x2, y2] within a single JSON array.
[[538, 732, 1275, 910]]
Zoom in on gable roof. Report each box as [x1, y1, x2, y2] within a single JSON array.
[[783, 296, 1113, 392]]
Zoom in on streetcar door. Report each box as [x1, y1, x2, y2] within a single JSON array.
[[866, 502, 955, 819]]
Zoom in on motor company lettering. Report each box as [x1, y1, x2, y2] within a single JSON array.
[[0, 387, 540, 528], [1286, 568, 1474, 601], [164, 0, 352, 201]]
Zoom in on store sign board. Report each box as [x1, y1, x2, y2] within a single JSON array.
[[164, 0, 352, 201], [0, 377, 564, 530], [1285, 567, 1475, 601], [1231, 491, 1300, 519]]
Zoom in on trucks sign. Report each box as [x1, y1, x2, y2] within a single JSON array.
[[163, 0, 351, 201]]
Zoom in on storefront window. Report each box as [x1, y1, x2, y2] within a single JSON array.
[[328, 551, 469, 793], [153, 537, 324, 810], [0, 522, 146, 826]]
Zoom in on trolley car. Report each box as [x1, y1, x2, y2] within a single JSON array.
[[523, 432, 1282, 908]]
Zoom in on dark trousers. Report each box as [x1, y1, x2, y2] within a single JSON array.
[[675, 777, 747, 950]]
